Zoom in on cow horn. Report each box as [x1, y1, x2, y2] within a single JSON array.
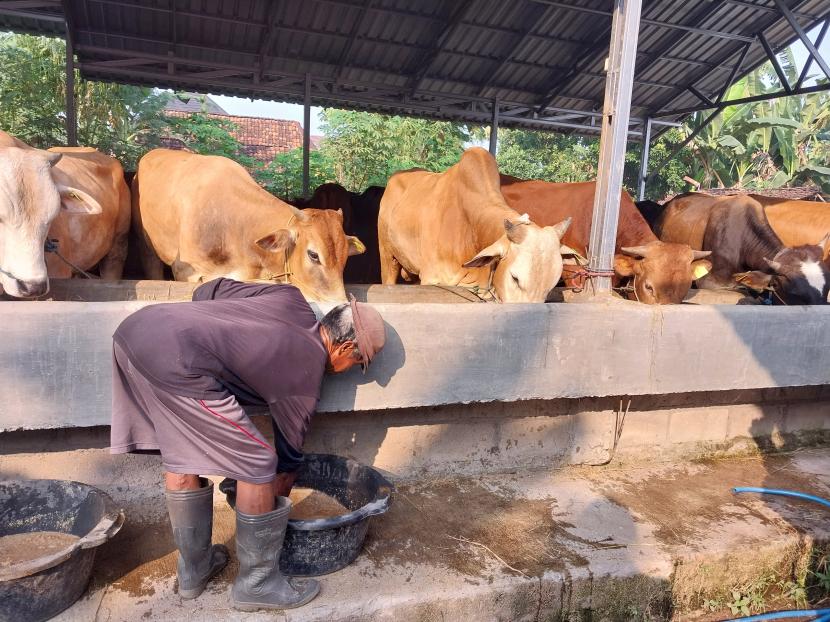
[[287, 203, 308, 222], [763, 256, 782, 272], [620, 245, 650, 258], [692, 250, 712, 260]]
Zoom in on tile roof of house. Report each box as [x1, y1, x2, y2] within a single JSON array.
[[164, 110, 306, 162]]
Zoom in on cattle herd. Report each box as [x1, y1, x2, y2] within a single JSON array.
[[1, 129, 828, 306]]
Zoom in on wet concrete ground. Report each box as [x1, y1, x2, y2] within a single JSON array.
[[55, 449, 830, 621]]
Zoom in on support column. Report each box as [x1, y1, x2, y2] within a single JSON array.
[[302, 73, 311, 199], [65, 34, 77, 147], [586, 0, 643, 295], [489, 99, 499, 156], [636, 117, 652, 201]]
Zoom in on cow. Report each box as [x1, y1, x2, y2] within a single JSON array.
[[750, 196, 830, 253], [44, 146, 131, 281], [500, 178, 712, 304], [0, 131, 108, 298], [655, 193, 830, 304], [291, 183, 384, 284], [377, 147, 572, 303], [131, 149, 364, 302]]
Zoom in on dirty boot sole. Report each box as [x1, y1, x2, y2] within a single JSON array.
[[231, 582, 320, 611], [178, 544, 230, 600]]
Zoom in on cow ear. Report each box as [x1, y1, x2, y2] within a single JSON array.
[[347, 235, 365, 256], [551, 216, 572, 239], [58, 185, 102, 215], [691, 259, 712, 280], [256, 229, 296, 253], [613, 253, 636, 277], [463, 236, 509, 268], [734, 270, 773, 292]]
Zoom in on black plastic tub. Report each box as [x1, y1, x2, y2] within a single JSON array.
[[220, 453, 393, 576], [0, 479, 124, 622]]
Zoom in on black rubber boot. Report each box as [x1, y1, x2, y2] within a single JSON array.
[[165, 478, 230, 599], [232, 497, 320, 611]]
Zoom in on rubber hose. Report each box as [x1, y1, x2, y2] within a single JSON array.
[[813, 614, 830, 622], [721, 610, 830, 622], [732, 487, 830, 509]]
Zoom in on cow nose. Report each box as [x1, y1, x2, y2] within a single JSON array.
[[16, 279, 49, 297]]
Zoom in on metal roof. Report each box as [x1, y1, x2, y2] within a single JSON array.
[[1, 0, 829, 138]]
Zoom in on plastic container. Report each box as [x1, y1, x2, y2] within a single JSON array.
[[220, 453, 393, 576], [0, 479, 124, 622]]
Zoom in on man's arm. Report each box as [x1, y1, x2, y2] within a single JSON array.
[[192, 277, 284, 301], [269, 396, 317, 480]]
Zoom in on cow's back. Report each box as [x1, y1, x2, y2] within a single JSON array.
[[45, 147, 131, 277], [762, 199, 830, 248], [654, 193, 716, 249]]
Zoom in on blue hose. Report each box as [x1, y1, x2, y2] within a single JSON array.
[[721, 610, 830, 621], [813, 614, 830, 622], [732, 487, 830, 509]]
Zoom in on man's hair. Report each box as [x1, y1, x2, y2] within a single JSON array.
[[320, 304, 362, 356]]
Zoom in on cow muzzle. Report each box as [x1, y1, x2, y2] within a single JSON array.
[[0, 274, 49, 298]]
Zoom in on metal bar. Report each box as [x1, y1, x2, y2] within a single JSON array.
[[648, 107, 723, 179], [303, 73, 311, 199], [637, 117, 652, 201], [0, 7, 65, 22], [773, 0, 830, 80], [334, 0, 373, 83], [64, 14, 77, 146], [531, 0, 754, 42], [687, 85, 714, 106], [796, 18, 829, 89], [655, 82, 830, 116], [587, 0, 643, 295], [4, 1, 61, 9], [489, 99, 499, 155], [725, 0, 817, 21], [717, 40, 751, 103], [759, 32, 791, 93]]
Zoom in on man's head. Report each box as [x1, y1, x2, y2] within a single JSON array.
[[319, 296, 386, 374]]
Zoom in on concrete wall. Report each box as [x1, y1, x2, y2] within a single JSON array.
[[3, 299, 830, 431]]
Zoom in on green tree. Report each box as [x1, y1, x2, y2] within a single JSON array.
[[256, 146, 336, 200], [0, 32, 169, 169], [319, 109, 471, 192], [164, 112, 256, 168]]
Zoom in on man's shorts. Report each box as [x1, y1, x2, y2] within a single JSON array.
[[110, 342, 278, 484]]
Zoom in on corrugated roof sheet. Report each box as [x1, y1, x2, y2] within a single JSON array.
[[1, 0, 828, 137]]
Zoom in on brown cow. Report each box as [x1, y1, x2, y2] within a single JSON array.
[[500, 178, 712, 304], [45, 146, 131, 280], [132, 149, 363, 302], [0, 131, 110, 297], [656, 193, 830, 304], [750, 196, 830, 252], [378, 147, 571, 302]]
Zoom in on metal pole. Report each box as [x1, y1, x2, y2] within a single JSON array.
[[302, 73, 311, 199], [489, 99, 499, 155], [636, 117, 652, 201], [65, 34, 77, 147], [586, 0, 643, 295]]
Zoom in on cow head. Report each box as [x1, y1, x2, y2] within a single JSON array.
[[255, 207, 364, 302], [734, 238, 830, 305], [614, 242, 712, 304], [0, 146, 102, 298], [462, 214, 571, 302]]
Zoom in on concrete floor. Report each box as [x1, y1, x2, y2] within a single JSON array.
[[51, 449, 830, 622]]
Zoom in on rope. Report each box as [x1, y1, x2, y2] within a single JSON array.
[[266, 214, 296, 284], [44, 238, 98, 279]]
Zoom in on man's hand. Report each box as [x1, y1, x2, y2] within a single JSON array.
[[274, 471, 298, 498]]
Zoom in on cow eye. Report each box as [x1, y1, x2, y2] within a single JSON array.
[[307, 250, 320, 263]]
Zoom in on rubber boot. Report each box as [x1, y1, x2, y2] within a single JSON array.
[[232, 497, 320, 611], [165, 478, 230, 599]]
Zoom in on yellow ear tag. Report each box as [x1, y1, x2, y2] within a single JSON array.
[[693, 264, 710, 279]]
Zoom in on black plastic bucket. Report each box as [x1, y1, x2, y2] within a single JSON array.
[[0, 479, 124, 622], [220, 453, 393, 576]]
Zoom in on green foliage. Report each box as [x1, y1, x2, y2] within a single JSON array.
[[256, 147, 336, 200], [164, 112, 255, 167], [319, 109, 470, 192], [0, 32, 169, 169]]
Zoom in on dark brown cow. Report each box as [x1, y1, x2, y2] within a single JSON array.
[[656, 193, 830, 304], [499, 177, 711, 304]]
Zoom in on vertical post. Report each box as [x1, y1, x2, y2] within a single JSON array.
[[636, 117, 652, 201], [302, 73, 311, 199], [488, 99, 499, 156], [586, 0, 643, 295], [65, 34, 77, 147]]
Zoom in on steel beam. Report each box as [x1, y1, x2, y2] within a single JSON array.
[[0, 6, 64, 22], [334, 0, 374, 83], [637, 117, 653, 201], [65, 29, 77, 146], [303, 73, 311, 199], [408, 0, 474, 96], [648, 107, 723, 180], [796, 18, 829, 89], [773, 0, 830, 80], [587, 0, 643, 295], [489, 99, 499, 155], [716, 40, 752, 103], [759, 32, 792, 93], [655, 82, 830, 117]]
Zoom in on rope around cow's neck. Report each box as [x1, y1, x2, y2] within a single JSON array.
[[267, 214, 296, 284], [44, 238, 98, 279]]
